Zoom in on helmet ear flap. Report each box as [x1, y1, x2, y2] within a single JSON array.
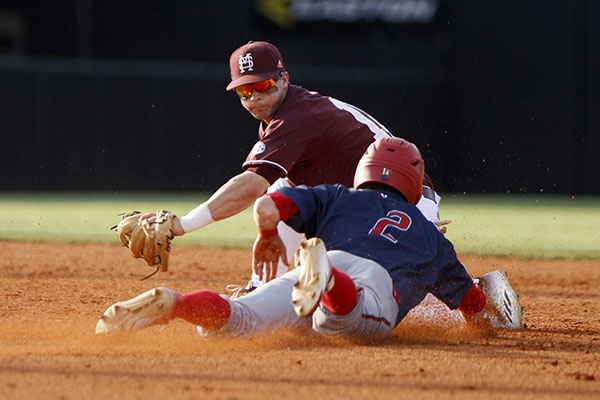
[[354, 138, 424, 205]]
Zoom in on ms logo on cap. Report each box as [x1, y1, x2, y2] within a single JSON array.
[[239, 53, 254, 73]]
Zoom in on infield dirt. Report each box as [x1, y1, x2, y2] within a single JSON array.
[[0, 241, 599, 399]]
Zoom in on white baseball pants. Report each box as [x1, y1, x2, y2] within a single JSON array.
[[200, 250, 399, 339]]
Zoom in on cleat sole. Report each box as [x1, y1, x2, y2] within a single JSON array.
[[291, 238, 330, 317]]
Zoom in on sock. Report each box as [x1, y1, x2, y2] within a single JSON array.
[[172, 290, 231, 329], [458, 283, 486, 314], [320, 267, 357, 316]]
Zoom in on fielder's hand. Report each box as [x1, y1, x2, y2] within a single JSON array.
[[434, 219, 452, 234], [139, 212, 185, 236], [252, 235, 289, 282], [113, 209, 176, 280]]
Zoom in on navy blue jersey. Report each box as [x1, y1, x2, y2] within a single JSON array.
[[278, 184, 472, 325]]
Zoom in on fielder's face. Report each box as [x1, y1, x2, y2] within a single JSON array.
[[237, 72, 289, 123]]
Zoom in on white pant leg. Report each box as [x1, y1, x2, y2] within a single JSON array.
[[199, 268, 311, 337], [312, 251, 399, 340], [251, 178, 306, 286], [416, 188, 442, 224]]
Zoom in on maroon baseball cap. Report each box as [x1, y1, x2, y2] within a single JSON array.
[[226, 41, 286, 91]]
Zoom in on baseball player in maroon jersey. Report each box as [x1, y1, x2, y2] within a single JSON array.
[[158, 41, 446, 292]]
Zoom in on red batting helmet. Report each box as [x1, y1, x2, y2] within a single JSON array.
[[353, 137, 424, 205]]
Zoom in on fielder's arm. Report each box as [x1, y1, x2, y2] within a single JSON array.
[[172, 171, 270, 235]]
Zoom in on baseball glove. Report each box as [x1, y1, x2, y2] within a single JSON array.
[[112, 210, 176, 280]]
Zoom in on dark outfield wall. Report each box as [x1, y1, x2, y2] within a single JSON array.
[[0, 0, 598, 194]]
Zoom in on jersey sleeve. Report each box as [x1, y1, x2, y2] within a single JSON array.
[[244, 164, 286, 185], [266, 192, 299, 221], [276, 184, 342, 237]]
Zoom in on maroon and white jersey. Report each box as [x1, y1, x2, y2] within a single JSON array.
[[243, 85, 392, 187]]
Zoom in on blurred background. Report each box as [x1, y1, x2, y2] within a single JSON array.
[[0, 0, 598, 195]]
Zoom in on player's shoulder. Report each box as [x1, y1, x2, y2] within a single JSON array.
[[325, 183, 354, 192], [310, 183, 349, 195], [287, 84, 324, 100], [266, 86, 324, 132], [281, 85, 323, 108], [281, 85, 339, 116], [289, 183, 351, 202], [279, 183, 344, 207]]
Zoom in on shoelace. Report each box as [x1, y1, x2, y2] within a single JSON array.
[[226, 284, 244, 299], [226, 284, 255, 300]]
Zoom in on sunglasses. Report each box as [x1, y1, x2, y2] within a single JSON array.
[[235, 71, 284, 99]]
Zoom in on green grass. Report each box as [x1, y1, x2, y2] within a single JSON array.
[[0, 192, 256, 248], [0, 192, 598, 259], [440, 194, 600, 259]]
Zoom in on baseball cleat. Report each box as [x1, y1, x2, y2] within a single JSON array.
[[292, 238, 332, 317], [95, 287, 177, 334], [471, 271, 524, 329]]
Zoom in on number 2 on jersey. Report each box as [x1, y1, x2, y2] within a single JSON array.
[[368, 210, 412, 244]]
